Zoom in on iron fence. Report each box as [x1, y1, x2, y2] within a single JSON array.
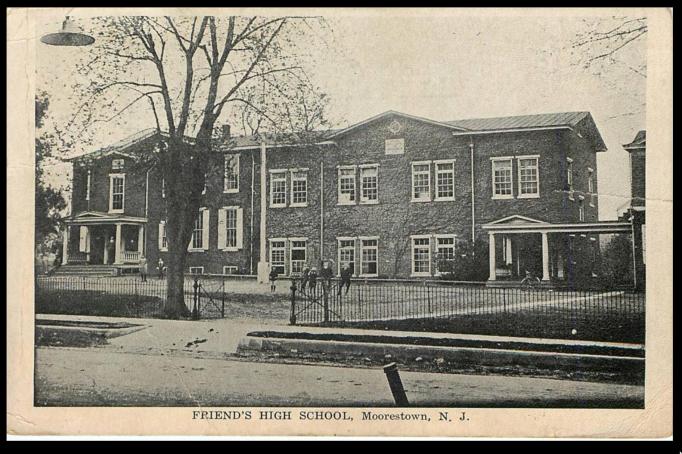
[[35, 275, 226, 319], [289, 277, 646, 343]]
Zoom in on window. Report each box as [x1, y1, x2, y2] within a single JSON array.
[[435, 160, 455, 201], [338, 166, 356, 205], [218, 206, 242, 250], [491, 158, 513, 199], [112, 159, 124, 170], [202, 173, 207, 195], [79, 226, 89, 253], [270, 239, 286, 275], [223, 266, 238, 275], [158, 221, 168, 252], [337, 238, 356, 276], [224, 154, 239, 192], [360, 165, 379, 204], [566, 158, 574, 199], [290, 170, 308, 207], [412, 162, 431, 202], [290, 239, 307, 274], [360, 238, 379, 276], [435, 235, 456, 274], [270, 171, 287, 207], [517, 156, 539, 198], [85, 169, 91, 201], [412, 236, 431, 276], [189, 266, 204, 275], [190, 208, 209, 250], [578, 197, 585, 221], [588, 168, 595, 206], [109, 174, 125, 212], [161, 178, 165, 198]]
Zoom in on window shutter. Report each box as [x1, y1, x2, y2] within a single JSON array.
[[79, 226, 88, 252], [202, 209, 210, 250], [236, 208, 244, 249], [217, 208, 227, 250], [158, 221, 165, 251]]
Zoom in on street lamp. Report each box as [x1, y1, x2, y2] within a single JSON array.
[[40, 17, 94, 47]]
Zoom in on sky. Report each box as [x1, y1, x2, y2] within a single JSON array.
[[36, 11, 647, 220]]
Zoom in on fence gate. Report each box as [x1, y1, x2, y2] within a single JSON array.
[[190, 277, 226, 319], [289, 277, 344, 325]]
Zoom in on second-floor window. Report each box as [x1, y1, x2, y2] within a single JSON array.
[[492, 158, 513, 199], [360, 165, 379, 204], [566, 158, 574, 198], [224, 154, 239, 192], [190, 208, 209, 251], [290, 170, 308, 207], [109, 174, 125, 212], [578, 197, 585, 221], [588, 167, 595, 206], [412, 162, 431, 202], [161, 178, 165, 198], [158, 221, 168, 251], [218, 206, 243, 250], [435, 160, 455, 201], [85, 169, 91, 201], [338, 166, 356, 205], [517, 156, 539, 198], [270, 171, 287, 207]]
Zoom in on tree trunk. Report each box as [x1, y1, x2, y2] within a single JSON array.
[[162, 139, 205, 319]]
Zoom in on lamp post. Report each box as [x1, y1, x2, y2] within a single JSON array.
[[40, 16, 94, 47]]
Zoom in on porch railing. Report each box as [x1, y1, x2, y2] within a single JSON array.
[[122, 251, 141, 263]]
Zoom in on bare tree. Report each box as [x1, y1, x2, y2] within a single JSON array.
[[568, 16, 647, 118], [66, 16, 332, 318]]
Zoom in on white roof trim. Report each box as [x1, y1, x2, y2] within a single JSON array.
[[327, 110, 469, 139], [452, 125, 573, 137], [484, 214, 549, 226]]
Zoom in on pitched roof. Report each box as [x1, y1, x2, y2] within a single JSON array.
[[444, 111, 590, 131], [623, 130, 646, 150]]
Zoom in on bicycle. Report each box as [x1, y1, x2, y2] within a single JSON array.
[[520, 270, 541, 291]]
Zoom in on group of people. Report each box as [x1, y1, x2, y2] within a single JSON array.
[[138, 257, 165, 282], [268, 260, 354, 296]]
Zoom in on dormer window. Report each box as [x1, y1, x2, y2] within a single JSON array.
[[112, 159, 124, 171]]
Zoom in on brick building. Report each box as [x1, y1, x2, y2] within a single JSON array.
[[60, 110, 632, 286], [622, 130, 646, 290]]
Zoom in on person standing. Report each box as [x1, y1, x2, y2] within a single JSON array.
[[157, 257, 165, 280], [299, 266, 310, 293], [308, 267, 318, 293], [139, 255, 148, 282], [338, 263, 353, 296], [320, 260, 333, 294], [269, 267, 278, 293]]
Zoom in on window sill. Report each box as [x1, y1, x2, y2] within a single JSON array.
[[517, 194, 540, 199], [336, 201, 356, 206], [109, 209, 124, 214], [359, 274, 378, 278], [359, 200, 379, 205], [290, 203, 308, 208], [491, 195, 513, 200], [223, 189, 239, 194], [411, 273, 432, 278], [434, 197, 455, 202], [411, 198, 432, 203], [188, 248, 206, 253], [221, 247, 240, 252], [269, 204, 287, 209]]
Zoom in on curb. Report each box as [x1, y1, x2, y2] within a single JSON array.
[[237, 336, 644, 374]]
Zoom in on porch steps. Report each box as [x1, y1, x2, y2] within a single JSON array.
[[53, 265, 118, 277]]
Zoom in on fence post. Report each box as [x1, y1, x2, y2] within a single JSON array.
[[383, 363, 409, 406], [323, 282, 330, 324], [221, 276, 225, 318], [192, 277, 199, 320], [289, 277, 298, 325]]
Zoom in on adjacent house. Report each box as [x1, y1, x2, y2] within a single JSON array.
[[622, 130, 646, 290], [58, 110, 632, 286]]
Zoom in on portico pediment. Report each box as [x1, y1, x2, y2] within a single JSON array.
[[483, 215, 549, 227]]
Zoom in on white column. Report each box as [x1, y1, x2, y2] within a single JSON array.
[[488, 232, 496, 281], [541, 231, 550, 281], [61, 226, 69, 265], [138, 225, 144, 254], [114, 223, 122, 264], [257, 142, 269, 283]]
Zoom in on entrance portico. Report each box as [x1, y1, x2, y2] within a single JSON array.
[[482, 215, 632, 287], [62, 211, 147, 267]]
